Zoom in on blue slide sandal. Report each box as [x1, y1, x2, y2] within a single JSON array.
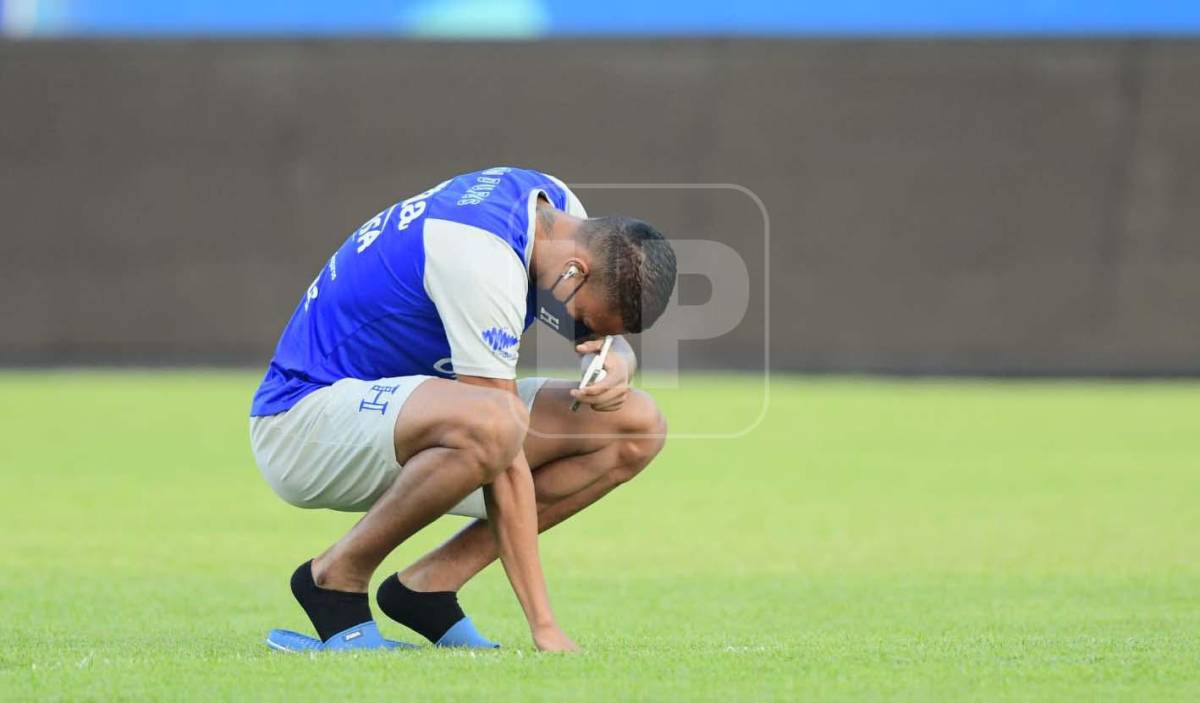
[[266, 621, 419, 652], [434, 616, 500, 649]]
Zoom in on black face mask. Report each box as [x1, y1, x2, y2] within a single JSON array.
[[536, 267, 594, 343]]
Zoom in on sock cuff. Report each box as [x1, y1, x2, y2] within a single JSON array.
[[292, 560, 369, 602], [379, 574, 459, 602]]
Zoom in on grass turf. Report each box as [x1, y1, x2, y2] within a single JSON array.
[[0, 371, 1197, 701]]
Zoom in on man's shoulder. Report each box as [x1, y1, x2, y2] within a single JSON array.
[[422, 217, 528, 276], [421, 168, 538, 265]]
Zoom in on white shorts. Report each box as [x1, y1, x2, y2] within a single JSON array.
[[249, 376, 550, 519]]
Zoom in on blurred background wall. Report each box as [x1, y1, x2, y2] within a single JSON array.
[[1, 2, 1198, 375]]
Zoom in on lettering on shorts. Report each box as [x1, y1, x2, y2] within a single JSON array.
[[359, 384, 400, 414]]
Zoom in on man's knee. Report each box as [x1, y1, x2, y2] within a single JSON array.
[[458, 389, 529, 481], [612, 390, 667, 484]]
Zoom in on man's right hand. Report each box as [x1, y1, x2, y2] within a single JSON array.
[[533, 624, 580, 652]]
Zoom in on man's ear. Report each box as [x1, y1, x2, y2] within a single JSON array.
[[565, 259, 588, 279]]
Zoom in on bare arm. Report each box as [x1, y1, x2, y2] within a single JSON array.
[[456, 374, 578, 652]]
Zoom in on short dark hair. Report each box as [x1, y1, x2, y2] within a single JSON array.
[[581, 217, 677, 333]]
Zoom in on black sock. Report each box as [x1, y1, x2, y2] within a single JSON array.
[[289, 560, 373, 642], [376, 574, 465, 643]]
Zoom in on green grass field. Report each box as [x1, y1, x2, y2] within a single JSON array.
[[1, 371, 1198, 701]]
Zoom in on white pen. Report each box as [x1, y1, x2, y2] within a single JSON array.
[[570, 335, 613, 412]]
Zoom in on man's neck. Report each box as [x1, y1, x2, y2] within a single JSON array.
[[530, 198, 562, 282]]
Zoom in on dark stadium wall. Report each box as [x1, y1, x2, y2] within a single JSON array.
[[1, 39, 1197, 375]]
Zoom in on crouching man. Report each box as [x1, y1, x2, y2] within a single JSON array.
[[249, 167, 676, 652]]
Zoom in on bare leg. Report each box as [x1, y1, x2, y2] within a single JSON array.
[[312, 379, 528, 592], [397, 383, 667, 592]]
